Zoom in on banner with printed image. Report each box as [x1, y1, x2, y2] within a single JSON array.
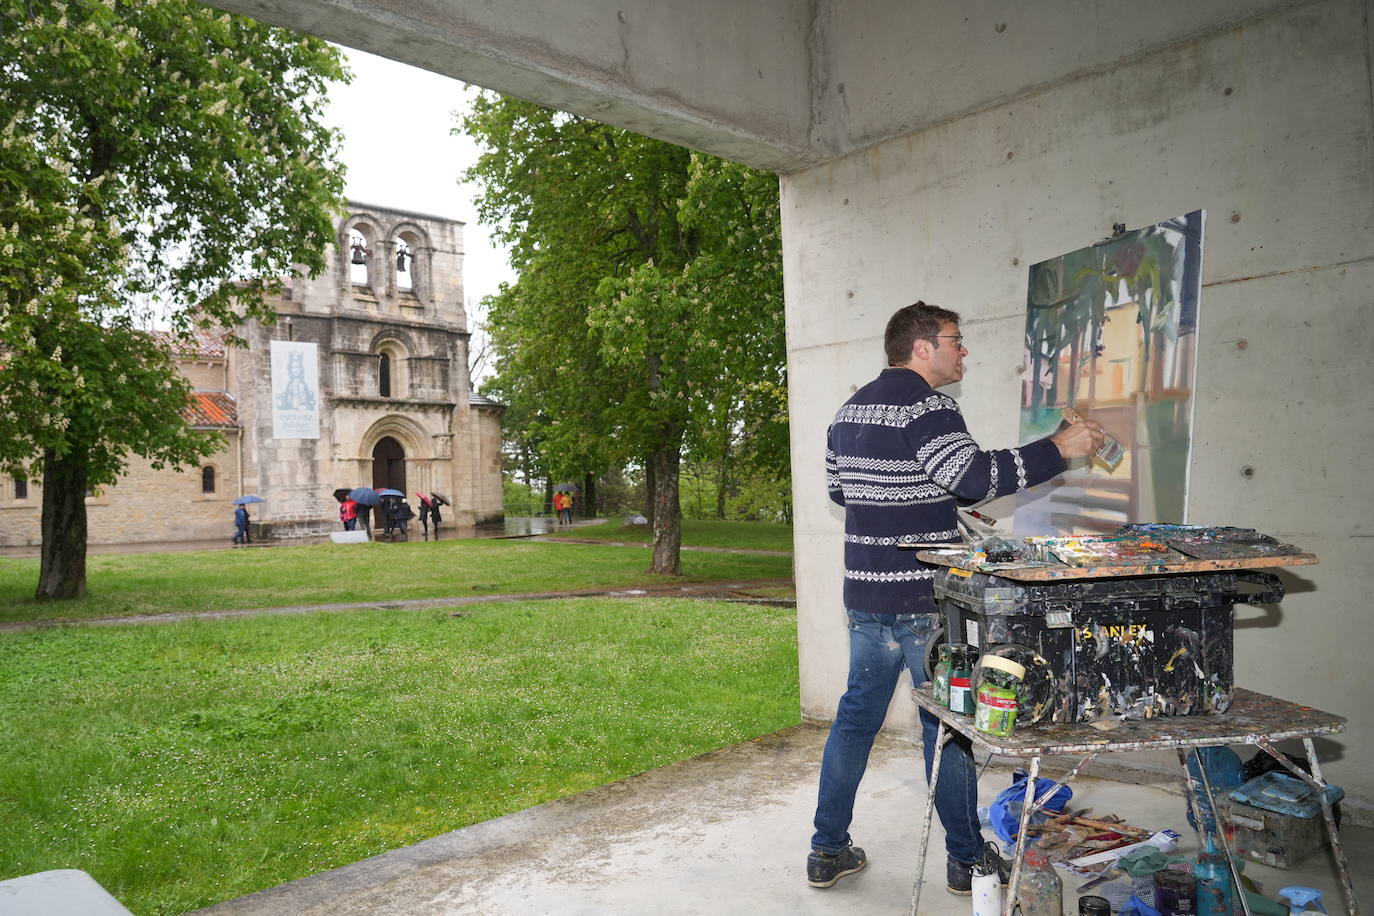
[[270, 340, 320, 440]]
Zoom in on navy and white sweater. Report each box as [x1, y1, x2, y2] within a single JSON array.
[[826, 367, 1066, 615]]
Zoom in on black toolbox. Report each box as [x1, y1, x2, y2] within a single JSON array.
[[933, 567, 1284, 723]]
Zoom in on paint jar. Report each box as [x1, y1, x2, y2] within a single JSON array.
[[1192, 837, 1233, 916], [947, 644, 977, 715], [1079, 896, 1112, 916], [933, 644, 954, 708], [974, 654, 1025, 737], [1153, 868, 1197, 916], [1015, 848, 1063, 916]]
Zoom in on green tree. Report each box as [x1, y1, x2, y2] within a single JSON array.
[[463, 97, 786, 573], [0, 0, 346, 598]]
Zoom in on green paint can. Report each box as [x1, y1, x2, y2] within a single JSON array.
[[974, 654, 1026, 737]]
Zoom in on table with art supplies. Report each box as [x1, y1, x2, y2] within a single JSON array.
[[900, 526, 1358, 916]]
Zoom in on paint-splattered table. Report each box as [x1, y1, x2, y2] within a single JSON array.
[[907, 687, 1356, 916], [914, 549, 1320, 580]]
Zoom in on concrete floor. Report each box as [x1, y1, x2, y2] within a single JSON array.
[[196, 723, 1370, 916]]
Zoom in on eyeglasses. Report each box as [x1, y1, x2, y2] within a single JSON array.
[[925, 335, 965, 347]]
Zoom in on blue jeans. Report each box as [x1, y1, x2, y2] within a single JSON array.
[[811, 609, 983, 865]]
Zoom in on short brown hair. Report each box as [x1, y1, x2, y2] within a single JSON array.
[[885, 301, 961, 365]]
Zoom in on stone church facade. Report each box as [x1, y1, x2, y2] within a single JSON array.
[[0, 202, 504, 546]]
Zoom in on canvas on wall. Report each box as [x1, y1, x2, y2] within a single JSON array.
[[270, 339, 321, 440], [1015, 210, 1204, 536]]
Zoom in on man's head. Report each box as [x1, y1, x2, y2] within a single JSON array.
[[885, 301, 967, 387]]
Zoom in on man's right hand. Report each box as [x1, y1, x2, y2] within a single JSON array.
[[1051, 421, 1107, 460]]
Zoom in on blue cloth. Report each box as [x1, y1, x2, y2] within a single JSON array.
[[811, 610, 983, 864], [1120, 895, 1162, 916], [989, 773, 1072, 845], [825, 368, 1065, 613]]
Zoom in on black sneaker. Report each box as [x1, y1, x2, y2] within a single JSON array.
[[980, 842, 1011, 886], [807, 844, 867, 888], [947, 857, 974, 895], [948, 843, 1010, 895]]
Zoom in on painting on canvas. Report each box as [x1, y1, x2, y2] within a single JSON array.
[[1015, 211, 1204, 536]]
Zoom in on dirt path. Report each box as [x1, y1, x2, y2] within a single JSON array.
[[527, 536, 791, 556], [0, 579, 796, 634]]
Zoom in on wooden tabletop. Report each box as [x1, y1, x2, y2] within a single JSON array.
[[911, 686, 1345, 757], [915, 550, 1319, 581]]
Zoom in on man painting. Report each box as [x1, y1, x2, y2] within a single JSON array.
[[807, 301, 1104, 893]]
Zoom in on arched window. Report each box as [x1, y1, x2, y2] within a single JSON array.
[[395, 240, 413, 292], [201, 466, 216, 494], [379, 353, 392, 398], [391, 227, 428, 301], [349, 229, 370, 287]]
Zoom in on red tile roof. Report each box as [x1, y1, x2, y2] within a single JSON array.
[[152, 330, 227, 359], [188, 392, 238, 428]]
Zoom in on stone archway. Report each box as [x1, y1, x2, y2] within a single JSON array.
[[372, 436, 406, 493]]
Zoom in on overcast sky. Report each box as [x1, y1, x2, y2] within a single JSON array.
[[322, 47, 515, 337]]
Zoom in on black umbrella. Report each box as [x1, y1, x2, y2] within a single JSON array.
[[430, 492, 451, 506], [348, 487, 381, 507], [333, 488, 352, 504]]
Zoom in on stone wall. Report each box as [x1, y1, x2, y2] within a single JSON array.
[[1, 202, 504, 548], [0, 436, 241, 546]]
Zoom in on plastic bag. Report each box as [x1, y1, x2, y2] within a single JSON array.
[[989, 770, 1072, 845]]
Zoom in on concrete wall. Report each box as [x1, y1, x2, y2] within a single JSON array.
[[785, 0, 1374, 806]]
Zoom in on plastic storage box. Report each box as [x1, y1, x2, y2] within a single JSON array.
[[1218, 772, 1344, 868], [933, 568, 1284, 723]]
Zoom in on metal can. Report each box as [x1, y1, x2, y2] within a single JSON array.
[[1153, 868, 1197, 916], [947, 644, 977, 714], [933, 644, 953, 707], [1079, 895, 1112, 916]]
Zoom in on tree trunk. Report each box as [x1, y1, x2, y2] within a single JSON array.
[[582, 473, 596, 518], [649, 443, 682, 575], [714, 420, 731, 520], [644, 456, 656, 530], [37, 448, 89, 600]]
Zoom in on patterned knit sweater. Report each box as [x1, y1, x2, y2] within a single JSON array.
[[826, 367, 1066, 614]]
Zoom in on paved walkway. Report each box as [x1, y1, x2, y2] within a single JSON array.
[[194, 722, 1372, 915]]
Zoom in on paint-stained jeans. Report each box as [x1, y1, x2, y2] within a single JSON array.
[[810, 609, 984, 865]]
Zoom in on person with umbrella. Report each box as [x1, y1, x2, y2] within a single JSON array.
[[418, 493, 447, 540], [417, 493, 433, 540], [231, 495, 261, 545], [339, 496, 358, 531], [348, 487, 381, 539], [429, 493, 444, 538]]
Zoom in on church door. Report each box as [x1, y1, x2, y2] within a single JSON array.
[[372, 437, 406, 493]]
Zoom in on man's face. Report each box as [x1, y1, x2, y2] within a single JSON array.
[[923, 321, 966, 387]]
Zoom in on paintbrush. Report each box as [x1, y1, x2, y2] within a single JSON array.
[[1077, 866, 1123, 892]]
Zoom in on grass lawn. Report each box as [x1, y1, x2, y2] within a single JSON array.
[[0, 597, 800, 914], [550, 517, 794, 551], [0, 536, 792, 624]]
